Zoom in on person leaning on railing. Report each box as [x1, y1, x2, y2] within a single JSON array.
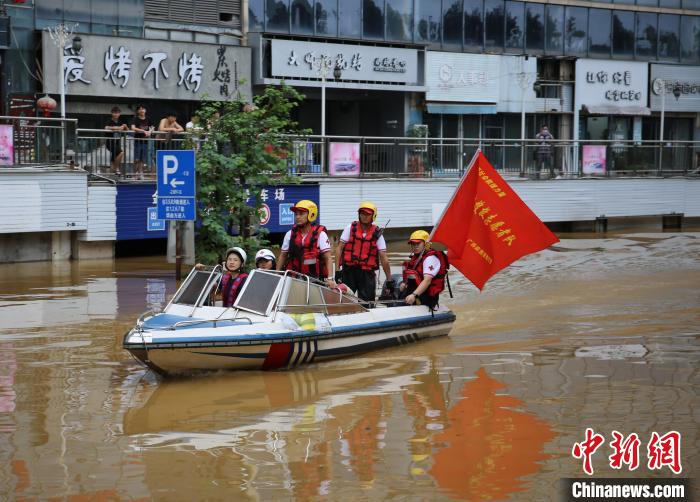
[[104, 106, 128, 176]]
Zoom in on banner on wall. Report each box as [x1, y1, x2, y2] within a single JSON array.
[[0, 125, 13, 165], [329, 142, 360, 177], [582, 145, 607, 175]]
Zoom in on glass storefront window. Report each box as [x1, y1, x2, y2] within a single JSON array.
[[92, 0, 118, 33], [339, 0, 362, 38], [564, 6, 587, 56], [636, 13, 657, 59], [612, 10, 634, 58], [485, 0, 504, 50], [681, 15, 700, 62], [291, 0, 314, 34], [363, 0, 385, 39], [637, 0, 657, 5], [464, 0, 484, 49], [658, 14, 680, 61], [683, 0, 700, 8], [505, 1, 524, 51], [526, 3, 544, 53], [386, 0, 413, 42], [249, 0, 265, 31], [443, 0, 462, 47], [545, 4, 564, 54], [316, 0, 338, 36], [267, 0, 290, 32], [415, 0, 441, 45], [589, 9, 611, 57]]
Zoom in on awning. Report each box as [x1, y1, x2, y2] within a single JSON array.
[[426, 103, 498, 115], [583, 104, 651, 116]]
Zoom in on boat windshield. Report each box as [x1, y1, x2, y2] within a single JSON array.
[[233, 270, 284, 315], [170, 267, 222, 306], [278, 276, 366, 315]]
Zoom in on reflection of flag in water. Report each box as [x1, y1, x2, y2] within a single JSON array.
[[431, 151, 559, 290], [429, 368, 555, 500]]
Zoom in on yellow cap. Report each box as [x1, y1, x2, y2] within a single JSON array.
[[408, 230, 430, 244]]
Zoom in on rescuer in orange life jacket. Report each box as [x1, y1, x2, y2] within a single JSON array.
[[335, 201, 393, 302], [401, 230, 449, 309], [277, 200, 337, 288]]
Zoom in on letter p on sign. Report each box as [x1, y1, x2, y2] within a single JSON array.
[[163, 155, 178, 184]]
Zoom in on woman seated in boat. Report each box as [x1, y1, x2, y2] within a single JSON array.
[[254, 248, 277, 270], [219, 247, 249, 307], [400, 230, 449, 309]]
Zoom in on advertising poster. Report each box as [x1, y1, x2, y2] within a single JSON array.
[[0, 124, 14, 165], [582, 145, 606, 175], [329, 142, 360, 176]]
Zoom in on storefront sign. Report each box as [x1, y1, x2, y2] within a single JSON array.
[[270, 39, 418, 85], [582, 145, 606, 175], [575, 60, 648, 111], [650, 64, 700, 112], [0, 125, 13, 165], [329, 143, 360, 176], [426, 53, 500, 103], [41, 33, 252, 101]]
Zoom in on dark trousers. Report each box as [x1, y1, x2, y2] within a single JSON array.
[[342, 267, 376, 302]]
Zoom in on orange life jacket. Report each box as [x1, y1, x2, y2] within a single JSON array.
[[342, 221, 380, 271], [286, 223, 328, 279], [402, 249, 449, 298]]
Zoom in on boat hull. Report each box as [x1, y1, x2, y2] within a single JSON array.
[[125, 311, 455, 376]]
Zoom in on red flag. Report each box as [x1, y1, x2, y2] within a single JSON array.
[[431, 151, 559, 290]]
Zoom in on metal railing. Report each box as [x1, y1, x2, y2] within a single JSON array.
[[5, 122, 699, 180], [0, 115, 78, 166], [74, 128, 190, 179]]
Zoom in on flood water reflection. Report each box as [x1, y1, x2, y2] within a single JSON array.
[[0, 233, 698, 500]]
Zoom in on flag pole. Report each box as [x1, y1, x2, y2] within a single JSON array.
[[429, 148, 481, 242]]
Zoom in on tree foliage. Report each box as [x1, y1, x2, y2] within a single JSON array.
[[192, 84, 307, 264]]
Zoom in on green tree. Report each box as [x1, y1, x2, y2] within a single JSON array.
[[194, 84, 307, 264]]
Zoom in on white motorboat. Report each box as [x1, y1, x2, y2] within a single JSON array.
[[123, 267, 455, 377]]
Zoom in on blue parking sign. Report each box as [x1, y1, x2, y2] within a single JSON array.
[[157, 150, 196, 220]]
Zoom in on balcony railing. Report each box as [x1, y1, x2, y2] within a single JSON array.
[[0, 115, 78, 166], [4, 124, 698, 180]]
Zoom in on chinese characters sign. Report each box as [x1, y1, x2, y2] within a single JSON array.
[[426, 52, 500, 103], [42, 33, 252, 101], [270, 39, 418, 85], [572, 428, 682, 476], [575, 59, 648, 110]]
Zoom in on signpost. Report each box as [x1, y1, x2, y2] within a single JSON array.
[[157, 150, 196, 280]]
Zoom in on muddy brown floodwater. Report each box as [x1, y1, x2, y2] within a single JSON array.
[[0, 232, 698, 501]]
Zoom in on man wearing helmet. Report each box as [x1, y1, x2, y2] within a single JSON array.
[[220, 247, 249, 307], [401, 230, 449, 309], [335, 201, 393, 302], [277, 200, 336, 287]]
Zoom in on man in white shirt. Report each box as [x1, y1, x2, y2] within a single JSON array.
[[277, 200, 336, 287], [335, 201, 393, 302]]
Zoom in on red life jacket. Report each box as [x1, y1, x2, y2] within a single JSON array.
[[221, 272, 248, 307], [402, 249, 449, 298], [286, 224, 328, 279], [342, 221, 380, 271]]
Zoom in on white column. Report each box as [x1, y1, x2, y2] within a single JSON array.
[[659, 80, 666, 173]]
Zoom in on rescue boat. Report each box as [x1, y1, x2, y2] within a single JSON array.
[[123, 267, 455, 377]]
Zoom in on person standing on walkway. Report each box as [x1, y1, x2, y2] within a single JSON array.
[[277, 200, 336, 288], [130, 105, 153, 179], [335, 201, 393, 302], [535, 124, 559, 179], [104, 106, 128, 176]]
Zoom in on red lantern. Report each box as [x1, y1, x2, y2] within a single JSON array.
[[37, 95, 57, 117]]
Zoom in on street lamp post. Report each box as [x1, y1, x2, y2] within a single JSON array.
[[46, 23, 79, 164], [516, 67, 536, 176], [658, 79, 683, 174], [318, 58, 343, 137]]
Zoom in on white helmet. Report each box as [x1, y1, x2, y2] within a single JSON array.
[[225, 246, 247, 264], [255, 249, 275, 262]]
